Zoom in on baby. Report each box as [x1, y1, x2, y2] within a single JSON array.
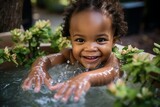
[[22, 0, 127, 103]]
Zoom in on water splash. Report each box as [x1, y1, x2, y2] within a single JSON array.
[[0, 64, 115, 107]]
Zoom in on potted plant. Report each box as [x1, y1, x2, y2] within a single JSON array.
[[108, 43, 160, 107], [0, 20, 71, 69]]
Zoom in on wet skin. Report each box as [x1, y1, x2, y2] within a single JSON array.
[[22, 10, 120, 103]]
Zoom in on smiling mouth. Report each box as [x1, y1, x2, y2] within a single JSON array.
[[82, 56, 99, 63]]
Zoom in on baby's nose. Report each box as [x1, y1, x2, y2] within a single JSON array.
[[84, 42, 98, 51]]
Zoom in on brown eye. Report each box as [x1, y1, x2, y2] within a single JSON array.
[[75, 38, 85, 43], [96, 38, 107, 43]]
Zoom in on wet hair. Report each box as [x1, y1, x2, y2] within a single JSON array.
[[62, 0, 128, 39]]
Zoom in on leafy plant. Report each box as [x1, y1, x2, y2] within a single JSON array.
[[0, 47, 18, 65], [50, 26, 71, 53], [0, 20, 71, 67], [109, 43, 160, 107], [152, 43, 160, 67], [9, 20, 52, 66]]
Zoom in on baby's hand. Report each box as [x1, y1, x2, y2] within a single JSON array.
[[22, 66, 53, 93], [50, 73, 91, 103]]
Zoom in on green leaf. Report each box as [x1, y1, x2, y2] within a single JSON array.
[[133, 62, 143, 66], [145, 65, 160, 74], [153, 48, 160, 54], [152, 56, 160, 65], [31, 42, 37, 47], [127, 89, 138, 100], [114, 100, 124, 107], [0, 58, 4, 64], [0, 49, 4, 54], [154, 43, 160, 48]]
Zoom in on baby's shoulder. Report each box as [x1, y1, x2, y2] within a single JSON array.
[[61, 48, 72, 53], [61, 48, 72, 59], [61, 48, 76, 64]]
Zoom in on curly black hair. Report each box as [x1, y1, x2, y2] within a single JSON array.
[[61, 0, 128, 39]]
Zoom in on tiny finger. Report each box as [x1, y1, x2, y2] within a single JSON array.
[[22, 78, 32, 90], [49, 82, 64, 91], [54, 83, 68, 100], [44, 78, 54, 90], [73, 86, 84, 102], [74, 83, 91, 102], [34, 76, 42, 93], [61, 85, 75, 103]]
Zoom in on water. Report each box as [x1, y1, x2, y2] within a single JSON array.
[[0, 64, 115, 107]]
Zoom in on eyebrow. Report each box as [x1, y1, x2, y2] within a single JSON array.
[[72, 33, 109, 38], [96, 33, 109, 38], [72, 33, 85, 37]]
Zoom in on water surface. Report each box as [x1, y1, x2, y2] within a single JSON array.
[[0, 64, 115, 107]]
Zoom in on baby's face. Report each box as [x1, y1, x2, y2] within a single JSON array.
[[69, 10, 114, 69]]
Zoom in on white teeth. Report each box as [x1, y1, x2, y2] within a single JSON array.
[[85, 56, 97, 59]]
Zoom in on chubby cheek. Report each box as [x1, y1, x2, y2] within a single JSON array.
[[101, 46, 112, 60], [72, 45, 81, 60]]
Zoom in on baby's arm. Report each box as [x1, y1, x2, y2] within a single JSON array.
[[52, 53, 121, 102], [22, 48, 71, 92]]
